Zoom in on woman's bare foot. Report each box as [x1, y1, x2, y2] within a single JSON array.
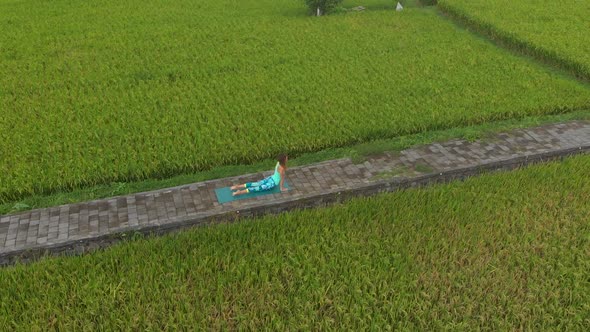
[[232, 189, 247, 196]]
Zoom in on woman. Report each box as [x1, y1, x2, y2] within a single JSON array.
[[231, 154, 288, 196]]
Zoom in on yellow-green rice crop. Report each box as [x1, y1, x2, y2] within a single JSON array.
[[439, 0, 590, 80], [1, 0, 590, 202], [1, 155, 589, 330]]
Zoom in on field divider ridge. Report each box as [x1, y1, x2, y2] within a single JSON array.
[[437, 2, 590, 82]]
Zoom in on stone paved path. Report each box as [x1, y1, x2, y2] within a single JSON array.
[[1, 121, 589, 263]]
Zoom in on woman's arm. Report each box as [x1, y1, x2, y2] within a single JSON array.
[[280, 167, 286, 191]]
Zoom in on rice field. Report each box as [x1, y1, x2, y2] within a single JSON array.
[[1, 154, 588, 330], [439, 0, 590, 80], [1, 0, 590, 202]]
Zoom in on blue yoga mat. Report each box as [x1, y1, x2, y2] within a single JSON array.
[[215, 181, 290, 204]]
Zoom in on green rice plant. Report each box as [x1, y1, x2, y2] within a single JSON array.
[[1, 155, 589, 329], [438, 0, 590, 80], [1, 0, 590, 202]]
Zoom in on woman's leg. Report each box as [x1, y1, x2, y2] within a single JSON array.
[[232, 180, 262, 196], [231, 178, 267, 191], [230, 183, 247, 191], [247, 177, 275, 192], [232, 189, 249, 196], [233, 177, 275, 196]]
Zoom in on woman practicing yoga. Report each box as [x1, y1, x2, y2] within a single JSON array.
[[231, 154, 288, 196]]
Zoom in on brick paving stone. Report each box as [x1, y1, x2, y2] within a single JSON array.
[[0, 121, 589, 257]]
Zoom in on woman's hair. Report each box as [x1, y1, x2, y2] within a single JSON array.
[[277, 154, 288, 168]]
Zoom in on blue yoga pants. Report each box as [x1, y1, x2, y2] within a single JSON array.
[[246, 177, 276, 193]]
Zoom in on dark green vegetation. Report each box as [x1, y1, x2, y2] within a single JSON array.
[[1, 154, 589, 329], [439, 0, 590, 80], [2, 0, 590, 202], [303, 0, 343, 15]]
